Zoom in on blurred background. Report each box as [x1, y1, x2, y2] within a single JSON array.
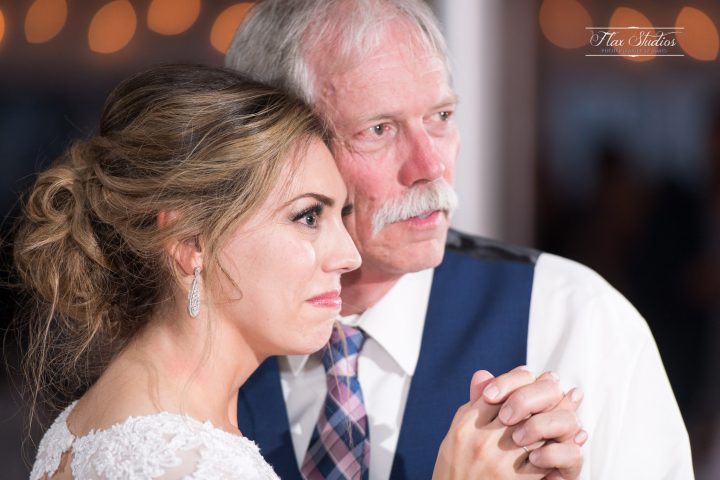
[[0, 0, 718, 477]]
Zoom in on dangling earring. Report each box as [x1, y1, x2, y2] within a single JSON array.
[[187, 266, 201, 318]]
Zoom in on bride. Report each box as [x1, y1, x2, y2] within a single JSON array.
[[16, 64, 359, 479]]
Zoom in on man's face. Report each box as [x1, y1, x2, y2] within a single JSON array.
[[311, 25, 460, 278]]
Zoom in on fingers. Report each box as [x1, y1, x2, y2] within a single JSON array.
[[469, 370, 495, 403], [448, 397, 500, 432], [552, 386, 583, 414], [481, 366, 536, 404], [470, 397, 503, 428], [468, 370, 501, 426], [573, 429, 588, 446], [496, 372, 564, 425], [514, 459, 551, 479], [527, 442, 584, 479], [512, 409, 583, 447]]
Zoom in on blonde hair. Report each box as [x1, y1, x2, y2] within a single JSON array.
[[12, 64, 329, 415]]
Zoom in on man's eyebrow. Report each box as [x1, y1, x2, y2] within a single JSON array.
[[355, 94, 460, 125], [357, 112, 398, 125], [434, 94, 459, 109], [283, 192, 335, 208]]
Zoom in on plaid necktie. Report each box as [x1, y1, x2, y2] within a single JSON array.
[[301, 324, 370, 480]]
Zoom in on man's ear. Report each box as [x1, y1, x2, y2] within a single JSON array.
[[158, 210, 203, 276]]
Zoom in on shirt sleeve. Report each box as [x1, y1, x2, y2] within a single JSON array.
[[527, 253, 694, 479]]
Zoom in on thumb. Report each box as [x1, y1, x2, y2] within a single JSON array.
[[469, 370, 495, 403]]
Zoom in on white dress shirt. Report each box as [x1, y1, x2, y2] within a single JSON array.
[[280, 253, 694, 479]]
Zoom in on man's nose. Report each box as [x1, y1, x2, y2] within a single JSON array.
[[398, 127, 446, 186]]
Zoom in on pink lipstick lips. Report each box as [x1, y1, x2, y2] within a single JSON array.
[[307, 290, 342, 308]]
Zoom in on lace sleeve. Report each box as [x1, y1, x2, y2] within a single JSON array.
[[74, 414, 279, 479]]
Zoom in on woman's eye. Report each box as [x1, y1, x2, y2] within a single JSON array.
[[302, 211, 317, 227], [292, 203, 323, 229]]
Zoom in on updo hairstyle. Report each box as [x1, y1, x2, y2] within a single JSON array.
[[13, 64, 330, 412]]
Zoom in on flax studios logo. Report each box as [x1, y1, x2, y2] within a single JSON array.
[[585, 27, 684, 58]]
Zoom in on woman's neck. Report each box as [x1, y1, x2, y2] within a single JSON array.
[[71, 304, 262, 437]]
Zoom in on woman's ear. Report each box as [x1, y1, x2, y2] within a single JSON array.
[[158, 210, 203, 276], [171, 237, 203, 277]]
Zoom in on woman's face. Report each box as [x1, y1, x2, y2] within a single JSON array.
[[212, 138, 361, 358]]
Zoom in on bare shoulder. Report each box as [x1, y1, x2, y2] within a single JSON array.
[[67, 355, 160, 437]]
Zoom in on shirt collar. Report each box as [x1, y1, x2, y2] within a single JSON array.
[[285, 268, 435, 376]]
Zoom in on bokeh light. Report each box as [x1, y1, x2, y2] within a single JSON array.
[[539, 0, 592, 49], [210, 3, 254, 54], [676, 7, 719, 61], [24, 0, 68, 44], [148, 0, 201, 36], [609, 7, 655, 62], [88, 0, 137, 54], [0, 9, 5, 47]]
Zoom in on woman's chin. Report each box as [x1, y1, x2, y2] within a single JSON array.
[[290, 320, 336, 355]]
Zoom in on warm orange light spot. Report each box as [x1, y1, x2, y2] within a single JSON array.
[[147, 0, 201, 36], [609, 7, 655, 62], [210, 3, 254, 54], [88, 0, 137, 54], [676, 7, 719, 61], [0, 9, 5, 46], [24, 0, 68, 44], [539, 0, 592, 49]]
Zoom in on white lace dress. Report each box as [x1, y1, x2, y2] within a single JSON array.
[[30, 402, 280, 480]]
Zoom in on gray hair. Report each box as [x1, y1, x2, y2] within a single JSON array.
[[225, 0, 450, 104]]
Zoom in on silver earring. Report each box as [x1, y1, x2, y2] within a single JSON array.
[[187, 266, 201, 318]]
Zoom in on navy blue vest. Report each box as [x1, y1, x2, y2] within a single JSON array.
[[237, 230, 538, 479]]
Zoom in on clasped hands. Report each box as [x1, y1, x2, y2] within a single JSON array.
[[433, 366, 586, 479]]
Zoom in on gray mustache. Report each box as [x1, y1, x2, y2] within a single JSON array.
[[372, 179, 459, 235]]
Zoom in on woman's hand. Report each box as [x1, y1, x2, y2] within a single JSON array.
[[432, 367, 586, 479]]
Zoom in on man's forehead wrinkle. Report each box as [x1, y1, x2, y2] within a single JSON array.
[[308, 25, 453, 138], [330, 51, 446, 94], [307, 17, 450, 89]]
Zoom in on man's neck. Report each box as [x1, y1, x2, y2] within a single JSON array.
[[340, 267, 403, 316]]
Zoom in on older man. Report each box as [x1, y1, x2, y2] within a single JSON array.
[[226, 1, 693, 479]]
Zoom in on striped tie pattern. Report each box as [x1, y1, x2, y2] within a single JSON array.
[[301, 324, 370, 480]]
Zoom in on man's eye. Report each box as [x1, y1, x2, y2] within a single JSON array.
[[438, 111, 452, 121], [370, 124, 386, 136]]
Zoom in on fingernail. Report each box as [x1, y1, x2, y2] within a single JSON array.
[[574, 430, 588, 445], [529, 450, 540, 463], [518, 365, 533, 373], [499, 404, 513, 423], [571, 387, 584, 402], [483, 384, 499, 400], [546, 370, 560, 381], [512, 426, 526, 444]]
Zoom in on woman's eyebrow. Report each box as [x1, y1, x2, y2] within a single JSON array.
[[283, 192, 335, 207]]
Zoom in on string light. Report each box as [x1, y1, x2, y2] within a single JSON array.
[[0, 9, 5, 46], [676, 6, 718, 61], [210, 3, 254, 54], [539, 0, 592, 49], [88, 0, 137, 54], [148, 0, 201, 36], [25, 0, 68, 44], [609, 7, 655, 62]]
